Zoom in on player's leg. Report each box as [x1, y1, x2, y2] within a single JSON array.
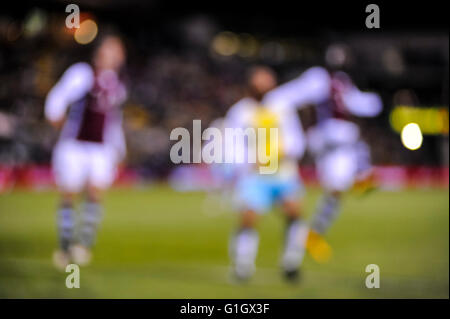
[[279, 181, 308, 281], [52, 191, 77, 270], [311, 147, 356, 235], [51, 141, 86, 270], [80, 184, 103, 247], [229, 209, 260, 281], [72, 143, 116, 265], [230, 175, 268, 281], [306, 190, 339, 263], [71, 185, 104, 266], [307, 147, 356, 263], [311, 190, 341, 234]]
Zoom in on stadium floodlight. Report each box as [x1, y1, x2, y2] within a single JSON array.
[[401, 122, 423, 151]]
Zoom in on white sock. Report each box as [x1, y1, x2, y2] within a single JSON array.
[[282, 219, 308, 271], [230, 228, 259, 276]]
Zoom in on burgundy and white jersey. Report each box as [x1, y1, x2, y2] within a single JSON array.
[[263, 66, 382, 150], [45, 62, 127, 159], [263, 66, 382, 122]]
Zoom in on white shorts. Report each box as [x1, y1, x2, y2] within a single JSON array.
[[52, 139, 118, 193], [317, 146, 358, 192]]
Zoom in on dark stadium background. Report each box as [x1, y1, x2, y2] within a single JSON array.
[[1, 0, 448, 176]]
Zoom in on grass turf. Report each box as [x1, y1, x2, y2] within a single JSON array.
[[0, 185, 448, 298]]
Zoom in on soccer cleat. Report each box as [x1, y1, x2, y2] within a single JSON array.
[[281, 250, 304, 283], [283, 268, 301, 283], [70, 244, 92, 266], [305, 230, 332, 263], [52, 250, 70, 271], [232, 260, 255, 282]]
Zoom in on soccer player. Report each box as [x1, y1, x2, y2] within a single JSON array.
[[225, 66, 314, 282], [301, 67, 383, 262], [45, 35, 127, 270]]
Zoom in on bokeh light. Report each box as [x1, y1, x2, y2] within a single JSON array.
[[74, 19, 98, 45], [23, 8, 46, 37], [211, 31, 239, 56], [390, 105, 449, 135], [401, 123, 423, 151]]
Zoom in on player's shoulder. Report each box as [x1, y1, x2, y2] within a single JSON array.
[[302, 66, 331, 81], [227, 97, 257, 115], [62, 62, 95, 83], [225, 97, 258, 126]]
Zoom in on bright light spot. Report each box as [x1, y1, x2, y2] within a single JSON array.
[[211, 31, 239, 56], [401, 123, 423, 151], [74, 19, 97, 45]]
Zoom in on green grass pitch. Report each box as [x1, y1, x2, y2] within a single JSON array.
[[0, 185, 448, 298]]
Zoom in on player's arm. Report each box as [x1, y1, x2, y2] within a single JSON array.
[[341, 86, 383, 117], [262, 66, 331, 111], [44, 62, 94, 128]]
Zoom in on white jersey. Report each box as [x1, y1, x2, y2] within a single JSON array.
[[296, 67, 382, 153], [223, 66, 382, 183], [223, 67, 334, 171], [45, 63, 127, 192], [45, 62, 127, 161], [293, 67, 383, 191]]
